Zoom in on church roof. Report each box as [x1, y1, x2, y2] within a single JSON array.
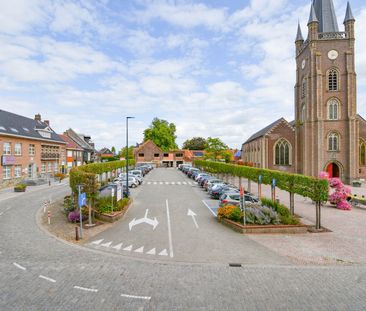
[[245, 118, 285, 144], [344, 1, 355, 23], [312, 0, 339, 32]]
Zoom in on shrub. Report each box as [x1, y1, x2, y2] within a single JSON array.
[[63, 195, 77, 214], [96, 196, 130, 214], [260, 197, 299, 225], [14, 183, 27, 190], [217, 205, 242, 222], [244, 206, 280, 225], [54, 173, 66, 181]]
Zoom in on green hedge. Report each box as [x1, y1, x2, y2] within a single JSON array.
[[194, 160, 328, 202], [69, 160, 134, 196]]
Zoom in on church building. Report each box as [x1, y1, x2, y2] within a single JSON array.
[[242, 0, 366, 183]]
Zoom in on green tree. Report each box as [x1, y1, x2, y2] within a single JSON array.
[[111, 146, 116, 155], [143, 118, 178, 151], [119, 146, 134, 159], [182, 137, 208, 150], [204, 137, 229, 161]]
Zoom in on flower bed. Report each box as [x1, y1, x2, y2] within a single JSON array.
[[94, 198, 132, 223], [14, 183, 27, 192]]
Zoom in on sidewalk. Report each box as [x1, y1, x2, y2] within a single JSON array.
[[227, 176, 366, 265]]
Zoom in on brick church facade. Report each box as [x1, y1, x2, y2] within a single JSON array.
[[242, 0, 366, 183]]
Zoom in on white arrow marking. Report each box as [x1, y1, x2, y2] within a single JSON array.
[[134, 246, 144, 253], [112, 243, 123, 250], [146, 248, 156, 255], [158, 249, 168, 256], [129, 209, 159, 231], [91, 239, 104, 245], [187, 209, 199, 229], [123, 245, 133, 251], [101, 241, 112, 248]]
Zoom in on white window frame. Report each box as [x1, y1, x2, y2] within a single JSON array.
[[14, 165, 22, 178], [41, 163, 46, 173], [29, 144, 35, 156], [3, 166, 11, 179], [3, 142, 11, 155], [14, 143, 22, 155]]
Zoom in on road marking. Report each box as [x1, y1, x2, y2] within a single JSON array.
[[121, 293, 151, 300], [188, 182, 192, 185], [39, 275, 56, 283], [112, 243, 123, 250], [182, 182, 187, 185], [147, 182, 151, 185], [134, 246, 144, 253], [202, 200, 217, 217], [177, 182, 181, 185], [171, 182, 175, 185], [146, 248, 156, 255], [153, 182, 157, 185], [101, 241, 112, 248], [158, 249, 168, 256], [74, 286, 98, 293], [13, 262, 26, 271], [187, 209, 199, 229], [160, 182, 163, 185], [165, 182, 169, 185], [165, 200, 174, 258], [0, 212, 3, 216], [91, 239, 104, 245], [123, 245, 133, 251], [129, 209, 159, 231]]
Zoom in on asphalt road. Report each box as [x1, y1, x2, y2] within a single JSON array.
[[0, 169, 365, 310]]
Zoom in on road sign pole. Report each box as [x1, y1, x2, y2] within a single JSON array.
[[78, 185, 83, 239]]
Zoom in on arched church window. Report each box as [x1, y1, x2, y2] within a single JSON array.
[[301, 105, 306, 122], [328, 98, 339, 120], [328, 69, 339, 91], [328, 132, 339, 151], [301, 79, 306, 98], [274, 139, 291, 166], [360, 140, 366, 166]]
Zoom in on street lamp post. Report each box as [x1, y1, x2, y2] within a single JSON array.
[[126, 116, 134, 198]]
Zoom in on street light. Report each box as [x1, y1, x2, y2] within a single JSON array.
[[126, 116, 135, 198]]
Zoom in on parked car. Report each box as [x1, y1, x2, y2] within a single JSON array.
[[210, 185, 239, 199], [119, 176, 139, 188], [219, 192, 259, 207], [187, 168, 200, 178], [195, 173, 210, 183], [205, 179, 222, 191]]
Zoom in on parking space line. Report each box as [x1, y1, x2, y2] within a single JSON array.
[[202, 200, 217, 217], [165, 199, 174, 258]]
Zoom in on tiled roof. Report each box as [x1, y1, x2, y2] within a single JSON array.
[[0, 109, 65, 143], [245, 118, 284, 143], [64, 128, 94, 151], [59, 134, 83, 150]]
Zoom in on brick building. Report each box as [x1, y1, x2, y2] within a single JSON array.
[[242, 0, 366, 183], [64, 128, 96, 164], [0, 110, 66, 186], [59, 134, 83, 173]]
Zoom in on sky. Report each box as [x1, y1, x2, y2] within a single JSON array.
[[0, 0, 365, 151]]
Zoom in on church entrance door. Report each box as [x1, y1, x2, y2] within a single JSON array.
[[326, 162, 340, 178]]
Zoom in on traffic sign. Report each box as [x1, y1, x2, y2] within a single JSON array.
[[258, 175, 262, 184], [78, 192, 86, 207], [272, 178, 276, 188]]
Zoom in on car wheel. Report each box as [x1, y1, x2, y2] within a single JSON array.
[[132, 184, 137, 188]]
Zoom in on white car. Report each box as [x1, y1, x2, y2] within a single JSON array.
[[118, 176, 139, 188]]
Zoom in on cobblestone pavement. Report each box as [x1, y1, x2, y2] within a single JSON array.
[[0, 170, 366, 310]]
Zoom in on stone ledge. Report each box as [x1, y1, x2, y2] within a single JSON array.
[[219, 218, 309, 234], [95, 199, 132, 223]]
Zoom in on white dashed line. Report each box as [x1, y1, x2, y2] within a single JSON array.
[[121, 293, 151, 300], [39, 275, 56, 283], [13, 262, 26, 271], [165, 182, 169, 185], [74, 286, 98, 292]]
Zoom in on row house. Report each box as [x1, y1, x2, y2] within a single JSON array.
[[58, 134, 83, 172], [0, 110, 66, 186], [63, 128, 96, 164]]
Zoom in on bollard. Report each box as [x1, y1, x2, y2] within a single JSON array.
[[47, 211, 51, 224], [75, 226, 79, 241]]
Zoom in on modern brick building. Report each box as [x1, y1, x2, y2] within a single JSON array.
[[242, 0, 365, 183], [0, 110, 66, 187]]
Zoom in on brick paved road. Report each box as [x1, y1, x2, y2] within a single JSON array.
[[0, 170, 365, 310]]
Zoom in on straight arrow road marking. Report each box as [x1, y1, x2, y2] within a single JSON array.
[[123, 245, 133, 251], [91, 239, 104, 245], [187, 209, 199, 229], [158, 249, 168, 256], [101, 241, 112, 248], [112, 243, 123, 250], [134, 246, 144, 253], [146, 248, 156, 255]]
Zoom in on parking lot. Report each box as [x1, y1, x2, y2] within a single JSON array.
[[86, 167, 290, 265]]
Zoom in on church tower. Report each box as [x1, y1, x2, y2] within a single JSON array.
[[294, 0, 357, 182]]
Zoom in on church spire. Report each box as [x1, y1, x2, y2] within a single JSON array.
[[308, 4, 319, 25], [312, 0, 339, 32], [295, 22, 304, 42], [344, 1, 355, 24]]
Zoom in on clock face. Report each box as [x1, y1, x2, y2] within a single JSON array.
[[328, 50, 338, 60], [301, 59, 306, 69]]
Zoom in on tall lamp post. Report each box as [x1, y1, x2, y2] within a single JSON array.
[[126, 116, 134, 198]]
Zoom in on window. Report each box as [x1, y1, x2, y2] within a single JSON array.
[[163, 153, 169, 157], [328, 98, 339, 120], [14, 143, 22, 155], [175, 153, 183, 157], [67, 150, 73, 157], [14, 165, 22, 178], [154, 153, 160, 157], [301, 79, 306, 98], [138, 153, 144, 157], [360, 140, 366, 166], [48, 162, 52, 172], [274, 139, 291, 166], [29, 144, 35, 155], [39, 131, 51, 138], [328, 69, 338, 91], [41, 163, 46, 173], [10, 127, 18, 133], [328, 132, 339, 151], [54, 162, 58, 172], [23, 127, 29, 132], [301, 105, 306, 122], [3, 166, 11, 179], [3, 142, 11, 155]]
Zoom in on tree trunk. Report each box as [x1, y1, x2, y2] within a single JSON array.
[[289, 192, 295, 216]]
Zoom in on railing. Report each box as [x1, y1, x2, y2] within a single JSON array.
[[318, 32, 346, 40], [41, 153, 60, 160]]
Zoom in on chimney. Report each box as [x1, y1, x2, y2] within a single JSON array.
[[44, 120, 50, 126], [34, 113, 41, 121]]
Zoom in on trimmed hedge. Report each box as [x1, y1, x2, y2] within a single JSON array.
[[194, 160, 329, 202]]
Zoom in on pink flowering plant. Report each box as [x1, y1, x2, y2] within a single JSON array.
[[319, 171, 352, 211]]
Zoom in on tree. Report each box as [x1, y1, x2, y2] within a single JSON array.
[[143, 118, 178, 151], [182, 137, 207, 150], [204, 137, 229, 161], [119, 146, 134, 159], [111, 146, 116, 155]]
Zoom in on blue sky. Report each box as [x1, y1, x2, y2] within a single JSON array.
[[1, 0, 365, 150]]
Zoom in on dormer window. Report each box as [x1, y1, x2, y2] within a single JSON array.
[[35, 126, 52, 139]]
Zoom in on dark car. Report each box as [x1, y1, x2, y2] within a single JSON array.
[[219, 192, 259, 207], [210, 185, 239, 199]]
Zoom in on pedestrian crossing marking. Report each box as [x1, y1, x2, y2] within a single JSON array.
[[134, 246, 144, 253], [146, 248, 156, 255], [158, 249, 168, 256], [101, 241, 112, 247], [112, 243, 123, 250], [123, 245, 133, 251], [183, 182, 187, 185], [91, 239, 103, 245]]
